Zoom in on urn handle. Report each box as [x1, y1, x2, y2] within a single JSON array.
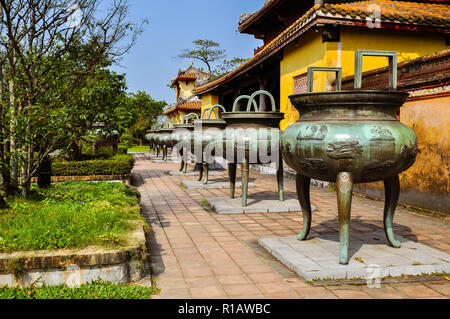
[[162, 119, 174, 129], [183, 113, 199, 124], [201, 107, 211, 119], [307, 67, 342, 93], [246, 90, 277, 112], [232, 95, 258, 112], [207, 104, 226, 119], [354, 50, 398, 90]]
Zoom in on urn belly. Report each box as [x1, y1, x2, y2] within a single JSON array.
[[281, 91, 418, 183]]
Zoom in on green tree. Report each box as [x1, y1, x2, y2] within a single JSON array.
[[211, 57, 249, 79], [177, 39, 248, 79], [0, 0, 146, 198], [126, 91, 166, 145], [178, 39, 226, 74]]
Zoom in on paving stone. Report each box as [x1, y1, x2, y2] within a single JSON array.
[[259, 231, 450, 280], [168, 170, 224, 177], [132, 155, 450, 299], [205, 196, 315, 214], [182, 180, 255, 189]]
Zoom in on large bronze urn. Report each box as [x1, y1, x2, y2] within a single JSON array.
[[281, 51, 419, 265], [171, 113, 199, 173], [156, 120, 175, 161], [221, 91, 285, 207], [145, 125, 163, 158], [192, 105, 227, 184], [145, 127, 158, 154]]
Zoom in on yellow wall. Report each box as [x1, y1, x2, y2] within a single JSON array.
[[167, 111, 186, 125], [280, 32, 328, 130], [280, 28, 447, 130], [355, 95, 450, 213], [177, 81, 196, 100], [201, 94, 219, 119]]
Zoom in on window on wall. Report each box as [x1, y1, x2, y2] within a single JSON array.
[[294, 73, 308, 94]]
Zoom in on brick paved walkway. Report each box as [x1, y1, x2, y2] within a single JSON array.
[[132, 154, 450, 299]]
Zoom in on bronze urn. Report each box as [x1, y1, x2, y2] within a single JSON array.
[[221, 90, 285, 207], [280, 51, 419, 264]]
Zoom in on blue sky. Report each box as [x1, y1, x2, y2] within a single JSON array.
[[110, 0, 265, 105]]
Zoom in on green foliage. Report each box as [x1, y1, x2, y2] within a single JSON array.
[[0, 280, 155, 299], [178, 39, 226, 73], [125, 91, 166, 143], [117, 145, 129, 154], [178, 39, 249, 78], [211, 57, 249, 79], [52, 154, 134, 176], [0, 182, 142, 252]]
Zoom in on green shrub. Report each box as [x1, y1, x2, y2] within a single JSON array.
[[120, 133, 132, 148], [117, 145, 128, 155], [52, 154, 134, 176]]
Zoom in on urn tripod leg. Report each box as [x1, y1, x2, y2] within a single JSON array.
[[241, 156, 250, 207], [163, 145, 167, 161], [296, 174, 312, 241], [203, 160, 209, 185], [277, 156, 284, 202], [336, 172, 353, 265], [228, 163, 237, 199], [198, 162, 204, 181], [183, 148, 188, 173], [384, 175, 401, 248], [179, 148, 184, 171], [157, 145, 160, 158]]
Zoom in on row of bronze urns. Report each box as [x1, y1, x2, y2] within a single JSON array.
[[146, 50, 419, 265]]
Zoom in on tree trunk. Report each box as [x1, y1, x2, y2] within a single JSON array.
[[0, 194, 6, 209], [9, 77, 19, 192]]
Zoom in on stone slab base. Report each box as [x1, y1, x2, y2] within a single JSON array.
[[259, 232, 450, 281], [153, 159, 178, 163], [204, 196, 313, 214], [182, 180, 255, 189], [0, 260, 147, 288], [168, 171, 224, 177]]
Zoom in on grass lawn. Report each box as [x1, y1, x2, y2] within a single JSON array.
[[0, 181, 144, 252], [0, 280, 156, 299], [127, 145, 150, 153]]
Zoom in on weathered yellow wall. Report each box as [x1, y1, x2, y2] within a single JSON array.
[[280, 32, 328, 131], [201, 94, 219, 119], [355, 95, 450, 213], [280, 28, 447, 131], [167, 111, 186, 125], [178, 81, 196, 100], [401, 96, 449, 197]]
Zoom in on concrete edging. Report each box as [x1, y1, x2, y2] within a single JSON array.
[[0, 225, 149, 288]]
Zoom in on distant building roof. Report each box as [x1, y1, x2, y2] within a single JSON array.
[[171, 63, 210, 86]]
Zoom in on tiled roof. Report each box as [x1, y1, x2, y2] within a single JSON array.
[[239, 0, 281, 32], [322, 0, 450, 26], [164, 101, 202, 115], [195, 0, 450, 95], [171, 73, 199, 86]]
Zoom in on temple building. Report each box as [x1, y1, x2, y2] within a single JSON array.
[[193, 0, 449, 213], [164, 64, 209, 124]]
